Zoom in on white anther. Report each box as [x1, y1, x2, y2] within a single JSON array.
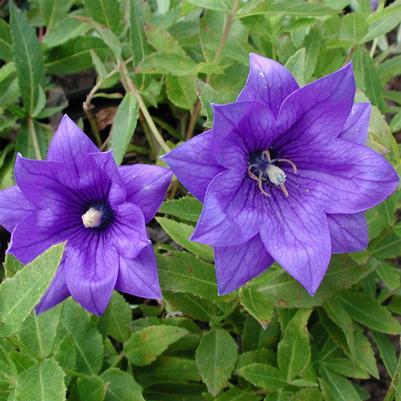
[[82, 207, 103, 228], [266, 164, 286, 186]]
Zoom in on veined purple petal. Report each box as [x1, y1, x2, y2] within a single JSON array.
[[118, 164, 172, 222], [237, 53, 299, 116], [327, 212, 368, 253], [36, 261, 70, 314], [65, 232, 119, 315], [109, 202, 150, 259], [0, 186, 35, 232], [287, 139, 399, 214], [212, 101, 277, 171], [276, 63, 355, 148], [162, 131, 223, 202], [215, 234, 274, 295], [79, 151, 126, 207], [260, 192, 331, 295], [8, 208, 81, 264], [115, 245, 161, 299], [15, 155, 82, 210], [47, 115, 99, 174], [191, 169, 267, 246], [339, 103, 370, 144]]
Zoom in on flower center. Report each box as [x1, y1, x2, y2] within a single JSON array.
[[81, 203, 113, 229], [248, 150, 297, 197]]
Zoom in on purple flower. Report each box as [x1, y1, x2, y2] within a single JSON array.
[[0, 115, 172, 315], [163, 53, 399, 296]]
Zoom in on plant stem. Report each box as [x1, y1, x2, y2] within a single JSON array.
[[186, 0, 240, 140], [27, 117, 42, 160], [119, 61, 170, 154]]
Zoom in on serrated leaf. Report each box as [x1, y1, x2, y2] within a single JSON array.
[[136, 53, 197, 76], [372, 331, 398, 377], [102, 368, 145, 401], [124, 325, 188, 366], [285, 48, 305, 85], [10, 2, 44, 116], [3, 253, 23, 278], [159, 197, 202, 223], [0, 244, 64, 337], [278, 309, 312, 381], [110, 93, 138, 165], [166, 75, 196, 110], [239, 286, 274, 328], [238, 363, 287, 391], [319, 369, 362, 401], [195, 328, 238, 396], [215, 387, 261, 401], [129, 0, 148, 67], [156, 217, 213, 261], [84, 0, 122, 34], [14, 358, 66, 401], [363, 4, 401, 42], [43, 18, 90, 49], [186, 0, 228, 11], [38, 0, 72, 29], [77, 376, 106, 401], [0, 20, 12, 61]]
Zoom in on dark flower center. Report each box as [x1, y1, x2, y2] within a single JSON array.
[[81, 202, 113, 229], [247, 149, 297, 197]]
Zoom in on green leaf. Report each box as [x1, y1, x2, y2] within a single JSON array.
[[319, 369, 362, 401], [285, 48, 305, 86], [214, 387, 260, 401], [186, 0, 228, 11], [237, 363, 287, 391], [124, 325, 188, 366], [136, 356, 201, 387], [157, 251, 219, 301], [129, 0, 148, 67], [38, 0, 72, 29], [3, 253, 23, 278], [0, 20, 12, 61], [145, 26, 187, 57], [363, 4, 401, 42], [137, 53, 197, 76], [195, 328, 238, 396], [376, 262, 401, 290], [340, 12, 368, 43], [236, 349, 276, 371], [14, 358, 66, 401], [239, 286, 274, 328], [84, 0, 122, 34], [61, 299, 104, 374], [372, 331, 398, 377], [43, 18, 91, 48], [156, 217, 213, 261], [361, 50, 385, 111], [278, 309, 312, 381], [353, 328, 378, 378], [390, 109, 401, 132], [17, 306, 61, 359], [0, 345, 17, 383], [102, 368, 145, 401], [0, 244, 64, 337], [159, 197, 202, 223], [98, 292, 132, 343], [166, 75, 196, 111], [45, 37, 108, 75], [304, 27, 321, 81], [292, 388, 322, 401], [338, 291, 401, 334], [370, 222, 401, 259], [110, 93, 138, 165], [77, 376, 106, 401], [10, 2, 44, 116]]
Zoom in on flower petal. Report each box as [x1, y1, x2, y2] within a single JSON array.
[[215, 234, 274, 295], [118, 164, 172, 222], [36, 260, 70, 314], [115, 245, 161, 299], [8, 208, 81, 264], [237, 53, 299, 116], [79, 151, 126, 207], [14, 154, 81, 210], [260, 192, 331, 295], [327, 212, 368, 253], [0, 186, 35, 232], [191, 169, 267, 246], [285, 139, 399, 214], [65, 233, 119, 315], [276, 63, 356, 148], [212, 101, 277, 170], [339, 103, 370, 144], [109, 202, 150, 259], [162, 130, 223, 202], [47, 115, 99, 174]]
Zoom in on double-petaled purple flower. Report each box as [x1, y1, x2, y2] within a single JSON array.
[[164, 53, 399, 296], [0, 116, 172, 315]]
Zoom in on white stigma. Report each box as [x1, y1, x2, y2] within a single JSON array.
[[81, 207, 103, 228], [266, 164, 287, 186]]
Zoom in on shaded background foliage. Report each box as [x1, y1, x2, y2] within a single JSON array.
[[1, 0, 401, 400]]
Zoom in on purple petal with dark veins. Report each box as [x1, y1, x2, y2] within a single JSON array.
[[118, 164, 172, 222], [65, 231, 119, 315], [238, 53, 299, 116], [260, 191, 331, 295], [215, 234, 274, 295], [116, 245, 162, 299], [191, 169, 268, 246], [0, 186, 35, 232], [162, 130, 223, 202], [327, 212, 368, 253], [47, 115, 99, 174], [212, 101, 277, 171], [339, 103, 370, 144]]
